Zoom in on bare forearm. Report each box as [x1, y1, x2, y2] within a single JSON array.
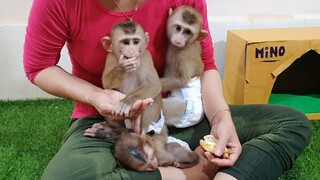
[[201, 70, 241, 165], [34, 66, 102, 104], [201, 70, 229, 122]]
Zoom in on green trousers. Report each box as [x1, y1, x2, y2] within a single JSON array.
[[42, 104, 311, 180]]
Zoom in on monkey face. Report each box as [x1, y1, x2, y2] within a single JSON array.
[[143, 145, 159, 171], [167, 6, 206, 48], [169, 24, 193, 47], [119, 37, 141, 58], [114, 132, 159, 172], [135, 144, 159, 171]]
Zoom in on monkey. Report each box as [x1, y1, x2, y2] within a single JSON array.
[[101, 21, 163, 132], [161, 6, 209, 128], [84, 20, 163, 137], [114, 131, 159, 171], [83, 20, 199, 171], [114, 130, 199, 171]]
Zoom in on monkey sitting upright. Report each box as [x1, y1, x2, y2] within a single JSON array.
[[161, 6, 208, 128], [83, 21, 199, 171]]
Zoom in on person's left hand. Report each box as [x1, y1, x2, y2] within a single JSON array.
[[204, 111, 242, 167]]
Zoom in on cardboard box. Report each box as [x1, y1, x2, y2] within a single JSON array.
[[223, 27, 320, 120]]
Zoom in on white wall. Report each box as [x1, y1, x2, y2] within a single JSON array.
[[1, 0, 320, 100], [206, 0, 320, 74]]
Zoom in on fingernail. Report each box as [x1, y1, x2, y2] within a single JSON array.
[[215, 148, 222, 156]]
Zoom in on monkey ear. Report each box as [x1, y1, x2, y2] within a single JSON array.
[[101, 36, 113, 52], [145, 32, 150, 46], [140, 130, 147, 142], [197, 30, 209, 41], [168, 8, 173, 16]]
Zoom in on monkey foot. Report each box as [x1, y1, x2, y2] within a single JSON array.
[[83, 122, 111, 138], [113, 101, 131, 116]]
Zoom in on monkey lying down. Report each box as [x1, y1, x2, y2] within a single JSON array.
[[84, 19, 200, 171]]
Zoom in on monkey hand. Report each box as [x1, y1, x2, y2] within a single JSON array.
[[118, 54, 140, 72], [112, 98, 154, 120], [113, 100, 133, 117]]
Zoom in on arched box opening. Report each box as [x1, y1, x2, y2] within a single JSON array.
[[269, 50, 320, 116]]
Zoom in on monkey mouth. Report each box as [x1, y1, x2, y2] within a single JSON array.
[[173, 43, 185, 48], [123, 55, 137, 60]]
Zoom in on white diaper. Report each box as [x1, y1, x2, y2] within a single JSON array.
[[146, 112, 192, 151], [167, 136, 192, 151], [168, 77, 204, 128], [147, 111, 165, 134]]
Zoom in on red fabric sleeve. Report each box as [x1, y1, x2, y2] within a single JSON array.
[[23, 0, 68, 83]]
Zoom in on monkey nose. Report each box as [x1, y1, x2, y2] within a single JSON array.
[[129, 49, 135, 55]]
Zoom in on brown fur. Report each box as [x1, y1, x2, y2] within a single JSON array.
[[101, 21, 198, 171], [86, 20, 199, 172], [114, 21, 137, 34], [102, 21, 162, 130], [161, 6, 207, 92]]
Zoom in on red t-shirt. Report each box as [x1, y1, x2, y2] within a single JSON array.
[[23, 0, 216, 118]]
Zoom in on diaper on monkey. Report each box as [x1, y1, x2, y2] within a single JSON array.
[[168, 77, 204, 128]]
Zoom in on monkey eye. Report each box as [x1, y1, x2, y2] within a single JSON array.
[[133, 38, 140, 45], [184, 29, 192, 35], [176, 25, 182, 32], [121, 39, 130, 46]]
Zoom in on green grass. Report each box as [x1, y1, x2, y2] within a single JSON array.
[[0, 98, 319, 179], [0, 99, 73, 179], [279, 120, 320, 180]]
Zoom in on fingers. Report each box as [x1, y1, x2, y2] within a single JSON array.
[[214, 136, 228, 157], [131, 116, 141, 134], [107, 98, 154, 123], [203, 140, 242, 167], [207, 146, 240, 167], [130, 98, 154, 119], [119, 54, 125, 64], [118, 56, 140, 72]]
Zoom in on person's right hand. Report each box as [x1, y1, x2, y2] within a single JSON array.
[[88, 89, 153, 121]]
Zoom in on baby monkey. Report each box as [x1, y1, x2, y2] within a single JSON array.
[[84, 20, 199, 171], [161, 6, 208, 128], [115, 130, 198, 171]]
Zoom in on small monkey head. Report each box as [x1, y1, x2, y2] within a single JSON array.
[[102, 21, 149, 60], [167, 6, 208, 48], [114, 131, 158, 171]]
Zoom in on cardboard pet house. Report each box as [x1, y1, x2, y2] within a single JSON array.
[[223, 27, 320, 120]]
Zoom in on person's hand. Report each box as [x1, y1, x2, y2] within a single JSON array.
[[87, 89, 153, 123], [118, 55, 140, 72], [204, 111, 242, 167]]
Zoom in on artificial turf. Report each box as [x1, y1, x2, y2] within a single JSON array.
[[0, 98, 319, 179], [269, 93, 320, 114]]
